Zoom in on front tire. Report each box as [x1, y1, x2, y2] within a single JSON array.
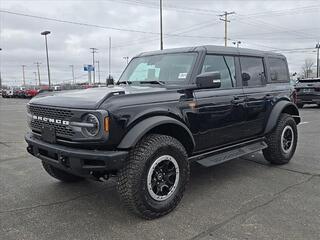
[[117, 134, 190, 219], [42, 162, 85, 182], [263, 113, 298, 165]]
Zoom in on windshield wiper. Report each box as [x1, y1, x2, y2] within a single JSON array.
[[117, 80, 132, 85], [139, 80, 166, 86]]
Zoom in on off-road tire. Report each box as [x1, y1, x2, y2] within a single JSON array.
[[117, 134, 190, 219], [42, 161, 84, 182], [297, 103, 304, 108], [263, 113, 297, 165]]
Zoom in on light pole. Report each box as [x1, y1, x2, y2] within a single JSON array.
[[41, 31, 51, 88], [316, 42, 320, 78], [22, 65, 26, 86], [90, 48, 98, 84], [33, 72, 37, 86], [34, 62, 41, 86], [70, 65, 75, 84], [0, 48, 2, 89], [160, 0, 163, 50], [95, 60, 101, 84]]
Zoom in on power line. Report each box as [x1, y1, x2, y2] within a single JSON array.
[[0, 9, 162, 35]]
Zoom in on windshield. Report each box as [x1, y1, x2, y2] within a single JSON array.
[[119, 53, 197, 85]]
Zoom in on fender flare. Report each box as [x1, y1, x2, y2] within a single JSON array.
[[117, 116, 195, 150], [264, 101, 300, 134]]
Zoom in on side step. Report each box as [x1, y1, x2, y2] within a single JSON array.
[[192, 139, 268, 167]]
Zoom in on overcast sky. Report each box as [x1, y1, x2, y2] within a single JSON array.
[[0, 0, 319, 86]]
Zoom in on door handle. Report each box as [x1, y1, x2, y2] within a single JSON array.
[[231, 96, 245, 104]]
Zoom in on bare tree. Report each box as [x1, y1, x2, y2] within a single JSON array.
[[301, 59, 315, 78]]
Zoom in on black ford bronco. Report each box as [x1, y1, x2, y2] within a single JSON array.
[[25, 45, 300, 219]]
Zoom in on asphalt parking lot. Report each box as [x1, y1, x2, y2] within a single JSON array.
[[0, 97, 319, 240]]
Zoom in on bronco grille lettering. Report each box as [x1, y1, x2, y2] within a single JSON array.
[[32, 115, 70, 126]]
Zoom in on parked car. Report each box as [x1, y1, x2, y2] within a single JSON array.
[[2, 88, 14, 98], [25, 45, 300, 219], [12, 87, 26, 98], [24, 89, 39, 98], [295, 78, 320, 108]]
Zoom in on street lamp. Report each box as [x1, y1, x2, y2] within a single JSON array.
[[41, 31, 51, 88]]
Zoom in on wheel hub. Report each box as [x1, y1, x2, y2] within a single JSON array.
[[281, 125, 294, 154], [147, 155, 180, 201]]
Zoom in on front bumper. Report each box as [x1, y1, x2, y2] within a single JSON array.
[[25, 132, 128, 177]]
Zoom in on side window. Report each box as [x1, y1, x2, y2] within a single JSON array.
[[269, 58, 289, 82], [201, 55, 236, 88], [240, 57, 265, 87]]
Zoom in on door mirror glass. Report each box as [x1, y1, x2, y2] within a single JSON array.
[[196, 72, 221, 89]]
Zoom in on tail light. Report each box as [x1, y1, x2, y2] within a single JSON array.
[[315, 87, 320, 92]]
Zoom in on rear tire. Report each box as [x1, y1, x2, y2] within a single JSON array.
[[42, 162, 84, 182], [117, 134, 189, 219], [263, 114, 298, 165]]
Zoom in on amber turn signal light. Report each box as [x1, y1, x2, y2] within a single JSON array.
[[104, 117, 109, 132]]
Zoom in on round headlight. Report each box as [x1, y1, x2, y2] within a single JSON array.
[[83, 114, 100, 137]]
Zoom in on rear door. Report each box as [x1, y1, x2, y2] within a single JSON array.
[[240, 56, 269, 138]]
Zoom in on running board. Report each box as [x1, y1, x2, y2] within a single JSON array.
[[192, 139, 268, 167]]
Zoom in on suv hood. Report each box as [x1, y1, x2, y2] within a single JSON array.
[[29, 85, 165, 109]]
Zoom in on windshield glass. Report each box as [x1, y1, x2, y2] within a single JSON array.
[[119, 53, 197, 84]]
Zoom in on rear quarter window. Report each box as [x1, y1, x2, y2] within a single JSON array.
[[268, 57, 289, 82]]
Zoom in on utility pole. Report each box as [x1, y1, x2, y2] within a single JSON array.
[[34, 62, 41, 86], [108, 37, 112, 78], [0, 48, 2, 89], [33, 72, 37, 86], [95, 61, 101, 84], [160, 0, 163, 50], [123, 56, 129, 65], [316, 42, 320, 78], [219, 11, 235, 47], [90, 48, 98, 84], [22, 65, 26, 86], [70, 65, 75, 84]]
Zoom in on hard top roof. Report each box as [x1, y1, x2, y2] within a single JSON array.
[[137, 45, 285, 58]]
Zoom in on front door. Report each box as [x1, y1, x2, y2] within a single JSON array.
[[187, 54, 246, 152]]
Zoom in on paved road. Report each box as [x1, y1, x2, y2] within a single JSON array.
[[0, 98, 319, 240]]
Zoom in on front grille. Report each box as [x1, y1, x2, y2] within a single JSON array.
[[31, 121, 74, 137], [29, 105, 75, 138], [29, 105, 74, 119]]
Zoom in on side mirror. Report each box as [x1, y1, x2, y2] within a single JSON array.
[[196, 72, 221, 89], [106, 76, 114, 86]]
